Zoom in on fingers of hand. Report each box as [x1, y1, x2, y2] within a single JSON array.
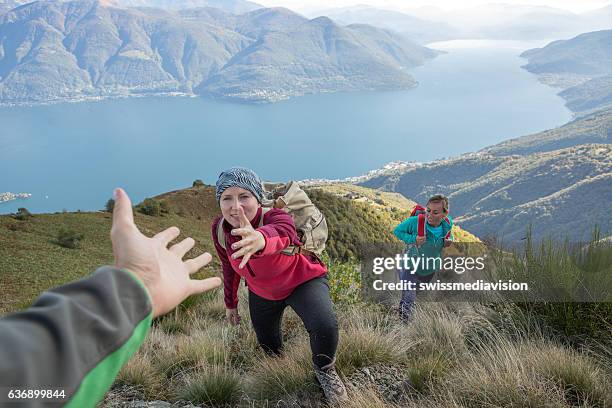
[[238, 253, 252, 269], [170, 237, 195, 258], [231, 239, 245, 250], [154, 226, 180, 246], [231, 236, 254, 250], [232, 244, 254, 259], [111, 188, 135, 229], [231, 227, 250, 237], [185, 252, 213, 274], [188, 277, 222, 296]]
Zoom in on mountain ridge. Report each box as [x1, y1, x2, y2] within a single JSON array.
[[520, 30, 612, 116], [344, 109, 612, 244], [0, 0, 437, 105]]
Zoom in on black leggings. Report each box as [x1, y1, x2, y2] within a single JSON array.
[[248, 276, 339, 369]]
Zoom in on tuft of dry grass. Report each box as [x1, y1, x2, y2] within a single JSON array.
[[177, 365, 243, 406], [247, 338, 319, 402], [115, 351, 165, 399]]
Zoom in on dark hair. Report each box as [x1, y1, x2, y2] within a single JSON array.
[[427, 194, 449, 213]]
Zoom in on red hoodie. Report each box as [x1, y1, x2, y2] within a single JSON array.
[[212, 207, 328, 309]]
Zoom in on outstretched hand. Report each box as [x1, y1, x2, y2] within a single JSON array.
[[110, 188, 222, 317], [230, 206, 265, 269]]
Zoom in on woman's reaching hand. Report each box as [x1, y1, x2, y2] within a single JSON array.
[[230, 206, 266, 269]]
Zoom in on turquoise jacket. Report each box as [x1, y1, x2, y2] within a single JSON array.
[[394, 215, 454, 276]]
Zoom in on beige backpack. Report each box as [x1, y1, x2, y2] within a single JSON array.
[[216, 181, 328, 258]]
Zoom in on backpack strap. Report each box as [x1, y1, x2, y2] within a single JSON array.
[[216, 218, 226, 250], [417, 212, 426, 237], [259, 207, 271, 227]]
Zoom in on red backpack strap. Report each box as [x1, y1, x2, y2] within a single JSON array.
[[411, 204, 426, 217], [417, 212, 426, 237]]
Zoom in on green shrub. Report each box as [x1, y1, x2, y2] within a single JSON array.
[[306, 189, 404, 261], [494, 227, 612, 345], [56, 228, 84, 249], [322, 252, 361, 304], [105, 198, 115, 213], [159, 200, 170, 215], [13, 207, 32, 221], [193, 179, 205, 187], [139, 198, 161, 216], [530, 346, 611, 407]]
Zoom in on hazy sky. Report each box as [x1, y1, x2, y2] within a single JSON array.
[[255, 0, 612, 14]]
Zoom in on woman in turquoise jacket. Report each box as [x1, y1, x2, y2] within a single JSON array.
[[393, 194, 453, 320]]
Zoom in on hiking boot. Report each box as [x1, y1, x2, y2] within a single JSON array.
[[314, 365, 349, 405]]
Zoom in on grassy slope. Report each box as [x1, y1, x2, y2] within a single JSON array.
[[309, 183, 480, 245], [1, 183, 609, 407], [0, 185, 220, 314], [0, 183, 476, 313], [103, 292, 611, 407]]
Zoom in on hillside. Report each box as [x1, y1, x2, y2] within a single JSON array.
[[310, 5, 457, 44], [481, 107, 611, 156], [314, 3, 612, 43], [0, 182, 479, 314], [0, 0, 437, 105], [309, 183, 480, 246], [117, 0, 262, 13], [559, 75, 612, 115], [520, 30, 612, 114], [521, 30, 612, 77], [359, 142, 611, 243]]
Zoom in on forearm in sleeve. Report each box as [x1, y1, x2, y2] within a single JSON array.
[[394, 219, 417, 244], [0, 266, 153, 407]]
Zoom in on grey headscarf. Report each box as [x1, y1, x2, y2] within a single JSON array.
[[215, 167, 264, 203]]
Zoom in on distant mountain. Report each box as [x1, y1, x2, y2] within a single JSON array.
[[0, 0, 29, 13], [0, 1, 437, 105], [0, 0, 263, 14], [582, 3, 612, 28], [481, 108, 611, 156], [445, 4, 581, 41], [521, 30, 612, 115], [116, 0, 262, 14], [356, 110, 612, 244], [308, 5, 457, 44], [311, 3, 612, 42], [521, 30, 612, 77]]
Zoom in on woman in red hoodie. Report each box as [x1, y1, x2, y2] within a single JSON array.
[[211, 167, 347, 404]]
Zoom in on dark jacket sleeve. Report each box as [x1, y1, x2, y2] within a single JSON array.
[[0, 266, 153, 408], [212, 216, 241, 309]]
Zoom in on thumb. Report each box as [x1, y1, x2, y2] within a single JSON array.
[[111, 188, 134, 229], [188, 277, 222, 296]]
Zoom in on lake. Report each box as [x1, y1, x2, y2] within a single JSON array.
[[0, 40, 572, 214]]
